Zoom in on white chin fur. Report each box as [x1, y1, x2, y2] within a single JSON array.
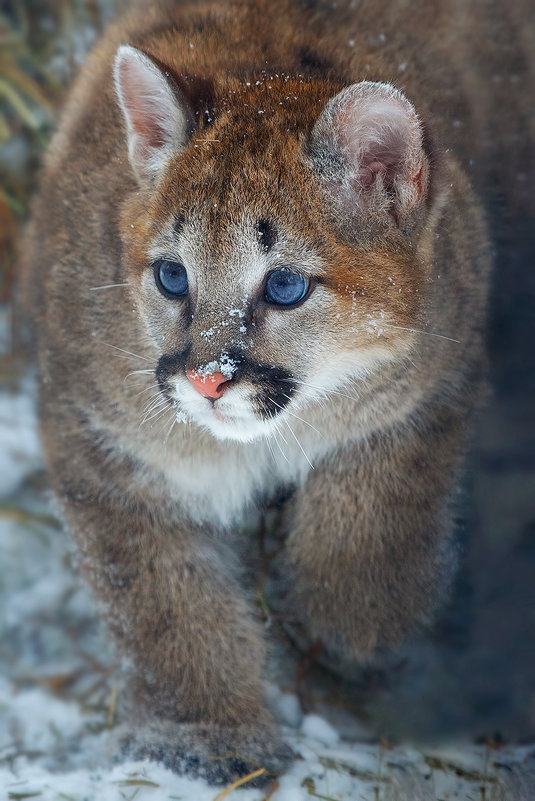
[[197, 414, 278, 443]]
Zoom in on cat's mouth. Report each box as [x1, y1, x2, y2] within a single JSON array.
[[212, 408, 241, 424], [154, 350, 298, 442], [172, 378, 291, 442]]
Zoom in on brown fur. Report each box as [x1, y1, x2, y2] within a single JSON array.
[[17, 0, 533, 786]]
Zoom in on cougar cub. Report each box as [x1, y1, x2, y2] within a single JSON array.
[[21, 0, 528, 785]]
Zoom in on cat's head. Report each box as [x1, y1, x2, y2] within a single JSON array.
[[114, 46, 444, 442]]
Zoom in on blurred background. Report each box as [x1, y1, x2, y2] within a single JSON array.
[[0, 0, 122, 307], [1, 0, 535, 793]]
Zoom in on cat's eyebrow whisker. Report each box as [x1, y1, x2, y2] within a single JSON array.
[[101, 341, 153, 362], [89, 283, 130, 291], [283, 418, 314, 470], [381, 323, 461, 344]]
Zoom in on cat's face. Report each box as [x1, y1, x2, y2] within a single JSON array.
[[116, 49, 434, 441]]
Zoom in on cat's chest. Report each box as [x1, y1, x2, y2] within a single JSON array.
[[141, 427, 319, 529]]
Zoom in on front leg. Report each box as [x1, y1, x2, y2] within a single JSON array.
[[284, 407, 465, 661], [51, 450, 289, 784]]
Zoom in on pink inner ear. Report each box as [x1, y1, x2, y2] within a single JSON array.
[[412, 162, 425, 202], [114, 46, 190, 179], [117, 57, 170, 149], [126, 103, 167, 149], [332, 84, 425, 206]]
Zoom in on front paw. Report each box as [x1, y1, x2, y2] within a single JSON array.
[[117, 718, 292, 786]]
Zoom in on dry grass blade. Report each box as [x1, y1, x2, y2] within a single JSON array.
[[319, 755, 390, 782], [260, 780, 280, 800], [424, 755, 496, 782], [213, 767, 266, 800], [115, 779, 160, 787], [301, 777, 340, 801], [107, 684, 118, 728], [0, 193, 18, 302], [8, 794, 43, 800], [0, 505, 61, 529]]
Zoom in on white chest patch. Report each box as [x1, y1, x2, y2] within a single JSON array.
[[141, 424, 324, 529]]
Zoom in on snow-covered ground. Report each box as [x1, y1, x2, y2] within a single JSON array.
[[1, 360, 534, 801]]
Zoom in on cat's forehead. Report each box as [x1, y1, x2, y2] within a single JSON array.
[[153, 124, 327, 260], [148, 204, 326, 286]]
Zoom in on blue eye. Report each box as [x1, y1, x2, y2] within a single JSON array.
[[154, 259, 188, 297], [265, 269, 308, 306]]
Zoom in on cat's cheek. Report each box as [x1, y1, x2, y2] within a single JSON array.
[[258, 286, 331, 348], [135, 274, 190, 348]]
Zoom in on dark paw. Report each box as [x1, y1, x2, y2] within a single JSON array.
[[117, 719, 293, 786]]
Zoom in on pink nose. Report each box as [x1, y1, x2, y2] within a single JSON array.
[[186, 370, 230, 399]]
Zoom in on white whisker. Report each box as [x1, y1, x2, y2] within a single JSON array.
[[142, 397, 167, 419], [89, 283, 130, 291], [141, 390, 164, 408], [258, 400, 280, 465], [155, 406, 176, 437], [278, 377, 358, 402], [265, 434, 277, 465], [272, 426, 290, 462], [133, 383, 161, 399], [143, 405, 171, 426], [382, 324, 460, 343], [123, 369, 154, 382], [141, 396, 168, 421], [283, 419, 314, 470], [101, 342, 153, 362], [280, 394, 326, 438], [164, 416, 177, 445], [270, 396, 325, 440]]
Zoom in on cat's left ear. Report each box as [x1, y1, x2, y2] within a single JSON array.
[[114, 45, 194, 184], [307, 82, 431, 232]]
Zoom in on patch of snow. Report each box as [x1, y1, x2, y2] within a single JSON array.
[[0, 397, 40, 494], [268, 686, 303, 728], [301, 714, 340, 747]]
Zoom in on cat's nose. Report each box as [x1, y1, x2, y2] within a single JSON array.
[[186, 370, 231, 399]]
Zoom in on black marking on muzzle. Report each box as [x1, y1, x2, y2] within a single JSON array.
[[156, 345, 296, 417], [156, 347, 190, 399], [222, 348, 296, 420]]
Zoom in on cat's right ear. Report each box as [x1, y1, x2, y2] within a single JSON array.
[[306, 82, 436, 236], [114, 45, 194, 184]]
